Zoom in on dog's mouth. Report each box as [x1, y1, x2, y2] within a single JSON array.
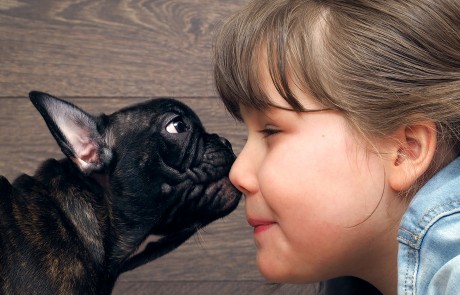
[[155, 175, 240, 234], [203, 177, 241, 216], [151, 134, 241, 235]]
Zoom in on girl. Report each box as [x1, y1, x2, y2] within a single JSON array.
[[213, 0, 460, 294]]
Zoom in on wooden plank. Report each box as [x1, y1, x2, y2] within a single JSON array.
[[112, 281, 320, 295], [0, 0, 251, 98]]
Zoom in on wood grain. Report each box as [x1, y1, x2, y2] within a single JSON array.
[[0, 0, 249, 97], [112, 281, 320, 295]]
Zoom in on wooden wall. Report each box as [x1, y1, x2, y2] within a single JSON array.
[[0, 1, 319, 294]]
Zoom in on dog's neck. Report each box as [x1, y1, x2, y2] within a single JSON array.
[[85, 173, 147, 276], [30, 159, 145, 276], [90, 171, 155, 275]]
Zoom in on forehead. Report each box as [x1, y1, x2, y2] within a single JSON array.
[[113, 99, 198, 120], [106, 99, 202, 139]]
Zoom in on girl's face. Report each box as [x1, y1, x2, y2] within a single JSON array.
[[230, 69, 403, 283]]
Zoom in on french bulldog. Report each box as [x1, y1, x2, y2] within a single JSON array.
[[0, 91, 241, 294]]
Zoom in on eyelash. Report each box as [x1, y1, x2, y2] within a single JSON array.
[[259, 127, 281, 138]]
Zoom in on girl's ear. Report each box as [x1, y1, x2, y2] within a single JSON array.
[[386, 121, 437, 192]]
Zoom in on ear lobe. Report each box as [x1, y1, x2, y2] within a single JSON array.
[[29, 91, 112, 174], [387, 121, 437, 192]]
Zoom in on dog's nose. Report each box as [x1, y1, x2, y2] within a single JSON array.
[[219, 137, 232, 150]]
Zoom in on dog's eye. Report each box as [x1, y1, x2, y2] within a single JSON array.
[[166, 117, 188, 133]]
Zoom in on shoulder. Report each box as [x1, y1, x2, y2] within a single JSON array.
[[398, 157, 460, 294], [398, 204, 460, 295], [426, 241, 460, 294]]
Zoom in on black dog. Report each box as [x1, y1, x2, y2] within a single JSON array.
[[0, 91, 241, 294]]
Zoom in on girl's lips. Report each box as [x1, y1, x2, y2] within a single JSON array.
[[247, 218, 276, 234]]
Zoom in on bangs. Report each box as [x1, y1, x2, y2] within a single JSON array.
[[213, 0, 332, 120]]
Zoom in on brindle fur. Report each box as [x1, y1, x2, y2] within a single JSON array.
[[0, 92, 241, 294]]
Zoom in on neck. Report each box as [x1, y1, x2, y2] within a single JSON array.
[[90, 173, 160, 277], [104, 199, 152, 276], [357, 212, 405, 294], [369, 251, 398, 295]]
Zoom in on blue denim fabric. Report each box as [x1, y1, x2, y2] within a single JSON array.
[[398, 156, 460, 294]]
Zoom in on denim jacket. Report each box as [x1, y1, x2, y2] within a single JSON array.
[[398, 156, 460, 294]]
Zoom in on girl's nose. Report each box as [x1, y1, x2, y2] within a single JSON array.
[[229, 143, 258, 196]]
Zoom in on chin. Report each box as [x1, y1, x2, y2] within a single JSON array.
[[257, 255, 322, 284], [257, 255, 291, 283]]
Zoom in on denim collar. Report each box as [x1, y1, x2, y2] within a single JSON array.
[[398, 156, 460, 249]]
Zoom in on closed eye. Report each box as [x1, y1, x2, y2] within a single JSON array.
[[258, 126, 281, 138]]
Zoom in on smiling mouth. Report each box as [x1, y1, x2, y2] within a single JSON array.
[[247, 218, 276, 234]]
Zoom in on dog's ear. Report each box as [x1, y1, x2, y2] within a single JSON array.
[[29, 91, 112, 174]]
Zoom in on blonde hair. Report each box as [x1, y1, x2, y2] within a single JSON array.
[[214, 0, 460, 182]]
